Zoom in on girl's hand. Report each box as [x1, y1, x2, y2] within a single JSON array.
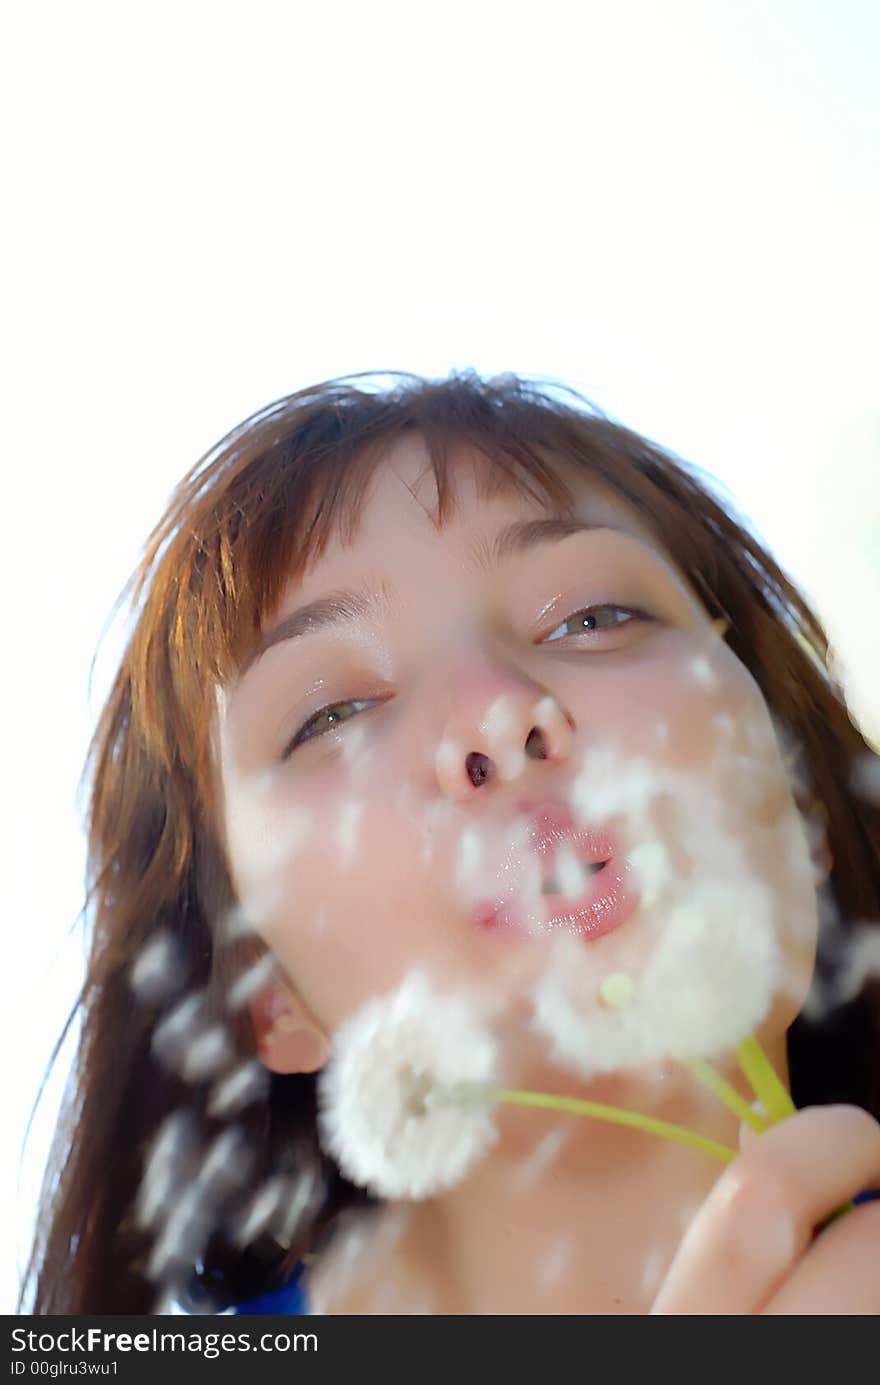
[[650, 1105, 880, 1314]]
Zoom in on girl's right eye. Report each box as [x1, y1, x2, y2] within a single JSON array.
[[281, 699, 373, 760]]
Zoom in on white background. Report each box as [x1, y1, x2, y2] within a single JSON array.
[[3, 0, 878, 1312]]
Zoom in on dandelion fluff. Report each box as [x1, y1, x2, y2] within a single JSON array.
[[180, 1026, 234, 1083], [226, 952, 279, 1010], [317, 969, 500, 1198], [337, 797, 364, 862], [532, 747, 787, 1078], [130, 931, 186, 1005], [229, 1175, 287, 1249], [207, 1059, 269, 1118], [136, 1111, 198, 1229]]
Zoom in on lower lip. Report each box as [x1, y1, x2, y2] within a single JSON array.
[[473, 856, 638, 942]]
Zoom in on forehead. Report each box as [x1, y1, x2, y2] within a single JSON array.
[[295, 431, 663, 587]]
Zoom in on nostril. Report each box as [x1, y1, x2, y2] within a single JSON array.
[[525, 727, 547, 760], [466, 751, 491, 786]]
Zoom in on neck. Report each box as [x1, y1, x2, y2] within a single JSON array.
[[311, 1032, 790, 1315]]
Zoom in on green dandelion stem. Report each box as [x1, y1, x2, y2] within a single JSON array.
[[684, 1058, 768, 1132], [471, 1085, 737, 1164], [734, 1035, 797, 1125]]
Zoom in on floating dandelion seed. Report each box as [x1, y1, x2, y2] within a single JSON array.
[[317, 970, 500, 1198], [690, 655, 719, 690], [136, 1111, 198, 1230], [229, 1175, 287, 1248], [130, 931, 186, 1005], [455, 826, 484, 896], [152, 991, 234, 1083], [510, 1125, 569, 1187], [206, 1058, 269, 1118], [434, 737, 463, 783], [536, 1236, 575, 1288], [340, 721, 372, 773], [196, 1126, 253, 1201], [274, 1163, 324, 1246], [337, 797, 364, 862], [226, 953, 279, 1010], [641, 1245, 669, 1297], [146, 1185, 214, 1284], [216, 904, 259, 947], [181, 1026, 235, 1083], [832, 925, 880, 1005], [152, 994, 206, 1065]]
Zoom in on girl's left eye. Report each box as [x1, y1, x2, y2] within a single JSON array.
[[542, 602, 651, 644]]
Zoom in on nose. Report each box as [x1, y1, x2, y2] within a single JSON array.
[[434, 670, 576, 802]]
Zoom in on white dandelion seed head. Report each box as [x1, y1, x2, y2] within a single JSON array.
[[531, 747, 787, 1078], [317, 968, 501, 1198]]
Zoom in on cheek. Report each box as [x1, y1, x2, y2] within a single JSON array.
[[236, 775, 448, 1028], [635, 642, 820, 1003]]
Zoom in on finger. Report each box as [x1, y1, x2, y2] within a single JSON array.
[[761, 1198, 880, 1314], [651, 1105, 880, 1315]]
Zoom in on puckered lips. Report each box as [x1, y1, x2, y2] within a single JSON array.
[[472, 799, 638, 941]]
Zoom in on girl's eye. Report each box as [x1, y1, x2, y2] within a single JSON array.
[[281, 699, 374, 760], [542, 602, 651, 644], [281, 605, 651, 760]]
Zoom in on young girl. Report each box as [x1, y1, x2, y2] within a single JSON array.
[[21, 370, 880, 1315]]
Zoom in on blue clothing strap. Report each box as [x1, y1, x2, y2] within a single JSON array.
[[233, 1262, 309, 1315]]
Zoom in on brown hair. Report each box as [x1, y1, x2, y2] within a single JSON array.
[[19, 369, 880, 1313]]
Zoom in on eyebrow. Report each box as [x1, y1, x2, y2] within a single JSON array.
[[239, 515, 618, 679]]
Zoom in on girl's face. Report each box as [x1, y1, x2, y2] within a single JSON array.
[[213, 435, 820, 1075]]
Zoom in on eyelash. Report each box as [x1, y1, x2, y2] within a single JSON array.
[[280, 602, 652, 760]]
